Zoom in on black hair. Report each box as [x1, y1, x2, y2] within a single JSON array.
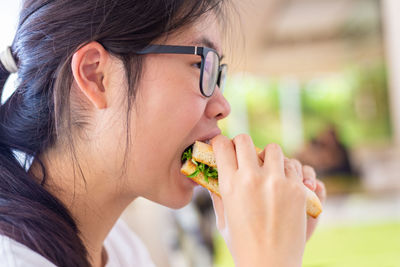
[[0, 0, 229, 266]]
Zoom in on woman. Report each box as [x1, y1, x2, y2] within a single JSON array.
[[0, 0, 326, 266]]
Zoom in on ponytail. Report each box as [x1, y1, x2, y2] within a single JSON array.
[[0, 48, 90, 266], [0, 153, 90, 266], [0, 64, 9, 92]]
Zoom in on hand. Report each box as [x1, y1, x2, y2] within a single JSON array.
[[210, 135, 307, 267], [261, 153, 327, 241], [300, 165, 326, 240]]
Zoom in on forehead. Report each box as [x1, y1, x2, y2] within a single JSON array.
[[165, 13, 223, 56]]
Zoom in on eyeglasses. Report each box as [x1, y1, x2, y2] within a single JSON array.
[[137, 45, 227, 97]]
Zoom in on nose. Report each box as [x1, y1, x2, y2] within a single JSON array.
[[205, 87, 231, 120]]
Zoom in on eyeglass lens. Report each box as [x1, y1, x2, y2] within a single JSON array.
[[202, 51, 220, 97], [219, 65, 227, 93]]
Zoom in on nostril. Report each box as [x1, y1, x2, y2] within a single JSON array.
[[216, 112, 223, 119]]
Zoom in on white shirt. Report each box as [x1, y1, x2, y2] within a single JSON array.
[[0, 219, 156, 267]]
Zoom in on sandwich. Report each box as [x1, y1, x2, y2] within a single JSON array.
[[181, 141, 323, 218]]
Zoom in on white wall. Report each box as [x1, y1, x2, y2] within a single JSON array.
[[0, 0, 21, 103], [382, 0, 400, 146], [0, 1, 21, 49]]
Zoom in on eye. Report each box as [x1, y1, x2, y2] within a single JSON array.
[[192, 62, 202, 69]]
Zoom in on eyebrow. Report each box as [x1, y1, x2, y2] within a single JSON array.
[[191, 37, 224, 60]]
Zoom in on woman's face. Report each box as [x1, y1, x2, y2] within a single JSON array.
[[105, 14, 230, 208]]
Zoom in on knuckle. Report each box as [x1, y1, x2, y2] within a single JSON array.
[[221, 139, 232, 151], [242, 172, 262, 188], [303, 165, 316, 177], [292, 159, 302, 169], [213, 135, 229, 147], [214, 139, 232, 155], [233, 134, 252, 145], [240, 176, 254, 190], [292, 158, 301, 164], [266, 143, 283, 157], [266, 143, 281, 152], [239, 168, 258, 182], [303, 165, 313, 171], [284, 157, 290, 165], [285, 161, 296, 173], [287, 160, 296, 169]]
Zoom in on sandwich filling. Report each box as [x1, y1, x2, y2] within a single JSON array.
[[181, 147, 218, 183]]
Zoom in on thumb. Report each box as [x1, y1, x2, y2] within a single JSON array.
[[210, 192, 226, 231]]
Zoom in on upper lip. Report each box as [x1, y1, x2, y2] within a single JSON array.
[[182, 129, 222, 157], [196, 129, 222, 143]]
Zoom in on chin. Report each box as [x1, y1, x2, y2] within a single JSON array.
[[152, 168, 197, 209], [158, 185, 195, 209]]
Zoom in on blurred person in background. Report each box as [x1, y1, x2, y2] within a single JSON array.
[[296, 124, 354, 178], [0, 0, 326, 266]]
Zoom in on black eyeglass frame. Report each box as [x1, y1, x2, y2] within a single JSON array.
[[137, 45, 227, 97]]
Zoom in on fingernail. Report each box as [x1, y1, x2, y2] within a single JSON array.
[[304, 179, 316, 190]]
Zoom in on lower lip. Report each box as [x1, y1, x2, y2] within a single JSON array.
[[181, 173, 198, 186], [187, 178, 198, 186]]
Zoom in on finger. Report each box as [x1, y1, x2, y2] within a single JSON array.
[[232, 134, 259, 169], [315, 180, 327, 204], [263, 143, 285, 177], [306, 214, 318, 242], [292, 159, 304, 181], [210, 192, 226, 230], [303, 165, 317, 191], [211, 135, 237, 175], [284, 159, 299, 181], [306, 180, 326, 241]]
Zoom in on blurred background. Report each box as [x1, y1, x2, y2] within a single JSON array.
[[1, 0, 400, 266]]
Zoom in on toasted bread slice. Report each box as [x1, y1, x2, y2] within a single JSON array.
[[181, 159, 220, 196], [192, 141, 217, 168], [182, 141, 323, 218], [305, 187, 323, 218]]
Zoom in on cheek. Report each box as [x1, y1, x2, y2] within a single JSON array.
[[136, 58, 205, 139], [127, 87, 206, 196], [133, 85, 205, 158], [127, 60, 206, 175]]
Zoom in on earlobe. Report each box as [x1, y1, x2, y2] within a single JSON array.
[[71, 42, 109, 109]]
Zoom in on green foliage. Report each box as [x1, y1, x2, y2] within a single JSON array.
[[220, 63, 391, 151], [301, 64, 391, 147]]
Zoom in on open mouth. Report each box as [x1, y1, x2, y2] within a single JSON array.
[[179, 139, 220, 196], [180, 140, 218, 183], [180, 139, 211, 164], [181, 144, 194, 164]]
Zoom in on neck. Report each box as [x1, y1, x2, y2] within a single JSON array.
[[29, 143, 136, 267]]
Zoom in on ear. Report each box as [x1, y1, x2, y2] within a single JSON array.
[[71, 42, 109, 109]]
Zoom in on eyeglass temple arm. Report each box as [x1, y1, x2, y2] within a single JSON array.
[[137, 45, 201, 55]]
